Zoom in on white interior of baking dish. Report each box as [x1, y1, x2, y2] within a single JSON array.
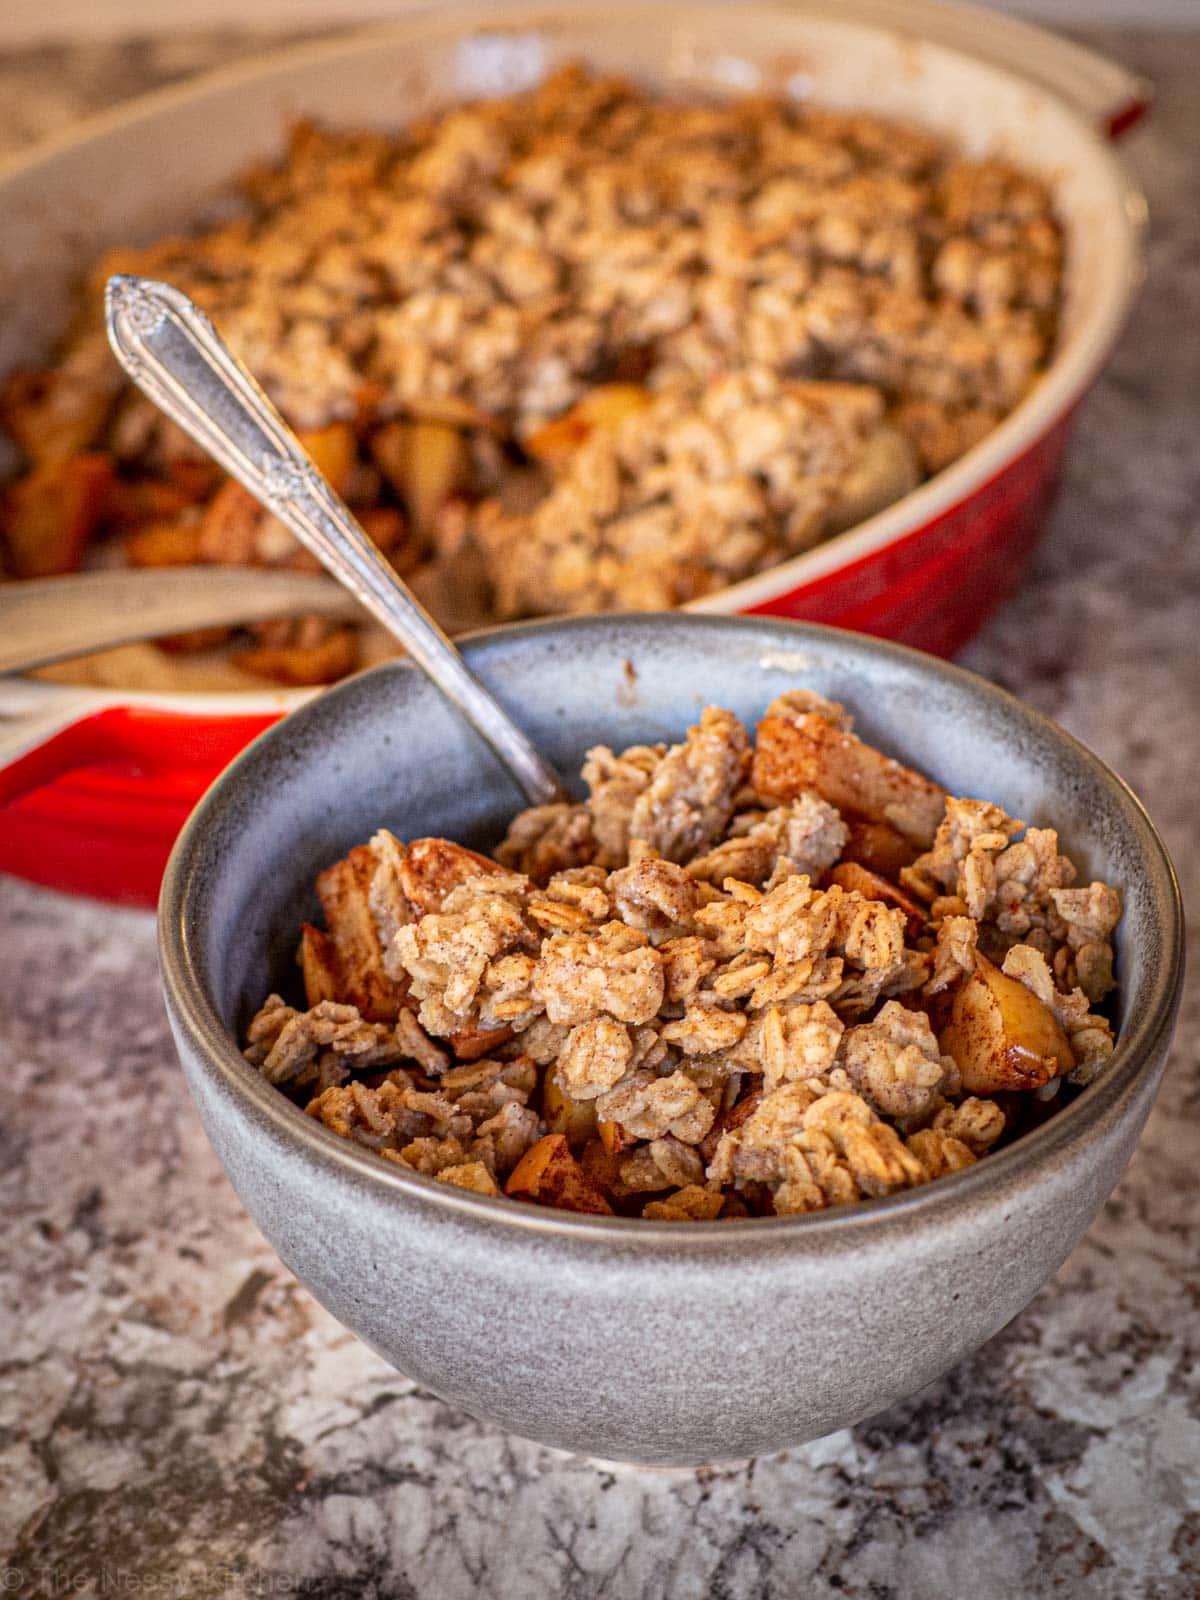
[[0, 1, 1144, 719]]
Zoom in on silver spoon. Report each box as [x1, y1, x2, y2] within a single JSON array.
[[104, 274, 564, 806]]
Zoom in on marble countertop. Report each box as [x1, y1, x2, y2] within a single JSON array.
[[2, 25, 1197, 1600]]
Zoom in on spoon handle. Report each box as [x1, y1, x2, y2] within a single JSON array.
[[105, 274, 565, 807]]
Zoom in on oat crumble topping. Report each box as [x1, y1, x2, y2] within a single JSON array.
[[2, 68, 1062, 680], [244, 693, 1120, 1219]]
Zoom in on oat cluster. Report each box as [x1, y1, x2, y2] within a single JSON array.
[[2, 69, 1062, 674], [244, 690, 1119, 1220]]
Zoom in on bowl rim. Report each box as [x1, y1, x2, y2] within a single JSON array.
[[159, 614, 1184, 1246], [0, 0, 1146, 718]]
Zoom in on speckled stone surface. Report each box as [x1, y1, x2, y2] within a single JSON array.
[[1, 26, 1197, 1599]]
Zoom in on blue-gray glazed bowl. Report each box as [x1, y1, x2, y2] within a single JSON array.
[[158, 616, 1183, 1465]]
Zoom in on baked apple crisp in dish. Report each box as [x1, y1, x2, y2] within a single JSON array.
[[243, 689, 1120, 1220], [1, 66, 1062, 683]]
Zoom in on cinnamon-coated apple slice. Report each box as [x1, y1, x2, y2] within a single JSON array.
[[939, 954, 1073, 1095], [543, 1067, 599, 1153]]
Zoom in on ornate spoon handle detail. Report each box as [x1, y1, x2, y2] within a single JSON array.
[[105, 274, 565, 807]]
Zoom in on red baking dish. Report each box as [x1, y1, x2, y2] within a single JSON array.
[[0, 1, 1146, 906]]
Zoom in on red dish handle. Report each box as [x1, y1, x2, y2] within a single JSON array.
[[0, 705, 281, 811], [0, 714, 113, 810]]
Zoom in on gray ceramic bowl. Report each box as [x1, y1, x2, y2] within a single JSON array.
[[159, 616, 1182, 1465]]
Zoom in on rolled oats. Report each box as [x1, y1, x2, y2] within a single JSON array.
[[688, 792, 849, 888], [932, 1097, 1006, 1154], [492, 802, 595, 882], [906, 1127, 977, 1180], [626, 708, 750, 864], [925, 914, 979, 995], [642, 1186, 726, 1222], [836, 1001, 958, 1123], [436, 1161, 501, 1196], [1048, 883, 1122, 1002], [756, 1001, 845, 1091], [245, 995, 412, 1086], [557, 1017, 635, 1100], [618, 1137, 706, 1194], [533, 923, 665, 1026], [596, 1070, 717, 1146], [660, 1001, 748, 1057], [609, 858, 701, 941]]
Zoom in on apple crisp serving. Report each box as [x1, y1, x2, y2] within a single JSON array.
[[243, 690, 1120, 1219], [1, 68, 1062, 683]]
